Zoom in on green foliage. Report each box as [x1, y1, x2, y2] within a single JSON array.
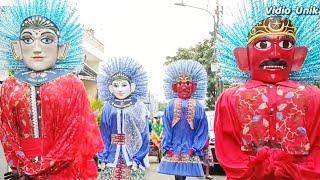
[[165, 32, 221, 110], [9, 70, 15, 76], [90, 98, 104, 125]]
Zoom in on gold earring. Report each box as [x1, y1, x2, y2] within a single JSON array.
[[57, 50, 67, 60], [58, 44, 69, 60], [13, 54, 22, 60], [11, 43, 22, 60]]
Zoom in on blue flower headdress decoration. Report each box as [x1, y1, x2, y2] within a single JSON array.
[[97, 57, 148, 102], [217, 0, 320, 83], [0, 0, 83, 71], [164, 60, 207, 100]]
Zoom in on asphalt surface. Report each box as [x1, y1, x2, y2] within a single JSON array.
[[0, 145, 8, 179], [0, 148, 226, 180]]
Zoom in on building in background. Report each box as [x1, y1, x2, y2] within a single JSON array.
[[80, 29, 104, 99], [143, 92, 159, 117]]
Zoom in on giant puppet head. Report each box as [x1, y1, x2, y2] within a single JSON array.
[[0, 0, 83, 73], [11, 16, 69, 71], [172, 74, 197, 99], [97, 57, 148, 103], [109, 73, 136, 100], [234, 16, 308, 84], [216, 0, 320, 85], [164, 60, 207, 101]]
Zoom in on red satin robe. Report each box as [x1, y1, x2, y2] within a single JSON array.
[[0, 74, 104, 179], [214, 80, 320, 180]]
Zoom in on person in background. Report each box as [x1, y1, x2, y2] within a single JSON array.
[[152, 115, 163, 137], [202, 138, 214, 180], [149, 116, 153, 134], [150, 115, 163, 148]]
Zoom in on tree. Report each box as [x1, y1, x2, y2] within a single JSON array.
[[90, 98, 104, 125], [165, 32, 220, 110]]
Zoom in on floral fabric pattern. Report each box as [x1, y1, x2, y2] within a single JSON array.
[[235, 81, 310, 155]]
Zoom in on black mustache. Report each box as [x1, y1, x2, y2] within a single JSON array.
[[260, 59, 288, 67]]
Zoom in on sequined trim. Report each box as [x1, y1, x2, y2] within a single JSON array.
[[172, 98, 182, 127], [111, 134, 126, 145], [15, 69, 69, 86], [111, 98, 135, 109], [162, 154, 202, 164], [30, 86, 39, 138], [187, 99, 196, 129], [172, 99, 196, 129]]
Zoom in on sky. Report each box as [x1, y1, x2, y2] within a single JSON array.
[[0, 0, 223, 101], [77, 0, 219, 102]]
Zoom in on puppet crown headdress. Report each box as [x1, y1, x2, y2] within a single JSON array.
[[21, 15, 60, 36], [164, 60, 207, 100], [0, 0, 83, 71], [217, 0, 320, 83], [247, 16, 296, 44], [97, 57, 148, 102]]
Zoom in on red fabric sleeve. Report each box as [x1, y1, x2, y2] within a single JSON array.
[[214, 86, 320, 180], [0, 77, 30, 168]]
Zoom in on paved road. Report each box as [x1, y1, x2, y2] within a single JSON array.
[[0, 149, 226, 180], [0, 145, 8, 179], [146, 157, 225, 180]]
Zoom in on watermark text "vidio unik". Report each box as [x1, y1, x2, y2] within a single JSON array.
[[267, 6, 320, 15]]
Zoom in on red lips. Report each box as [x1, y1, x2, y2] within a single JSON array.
[[32, 56, 44, 61]]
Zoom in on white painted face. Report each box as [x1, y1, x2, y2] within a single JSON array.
[[19, 28, 59, 71], [109, 79, 134, 100]]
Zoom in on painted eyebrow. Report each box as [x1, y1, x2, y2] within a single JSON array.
[[279, 36, 295, 41], [40, 32, 56, 36], [21, 32, 32, 36], [257, 36, 271, 40]]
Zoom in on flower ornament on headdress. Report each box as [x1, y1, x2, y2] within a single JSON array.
[[164, 60, 207, 100], [97, 57, 148, 102], [0, 0, 83, 71], [217, 0, 320, 84]]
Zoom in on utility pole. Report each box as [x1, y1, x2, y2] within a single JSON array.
[[213, 0, 224, 98], [174, 0, 224, 106]]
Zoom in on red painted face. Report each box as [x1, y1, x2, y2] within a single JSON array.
[[234, 17, 308, 84], [248, 35, 295, 83], [172, 75, 197, 99]]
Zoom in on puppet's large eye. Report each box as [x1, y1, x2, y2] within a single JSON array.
[[21, 37, 34, 44], [255, 40, 271, 49], [41, 37, 54, 44], [279, 40, 294, 49]]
